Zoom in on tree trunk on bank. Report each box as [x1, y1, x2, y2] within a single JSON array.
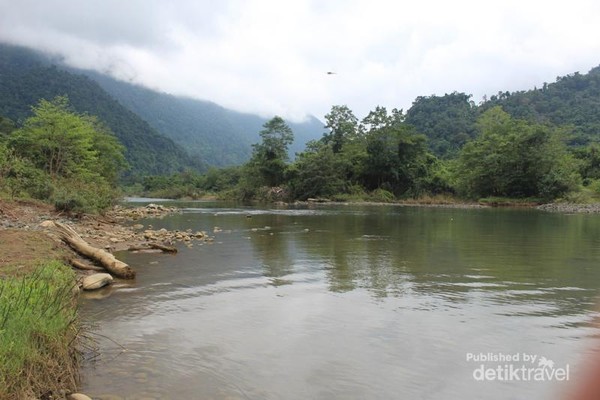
[[52, 221, 136, 279]]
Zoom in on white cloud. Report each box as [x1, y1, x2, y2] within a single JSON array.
[[1, 0, 600, 121]]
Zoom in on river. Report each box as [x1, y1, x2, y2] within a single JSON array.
[[79, 202, 600, 399]]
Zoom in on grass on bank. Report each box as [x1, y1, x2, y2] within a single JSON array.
[[0, 261, 80, 400]]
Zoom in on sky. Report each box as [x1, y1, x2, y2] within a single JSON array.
[[1, 0, 600, 122]]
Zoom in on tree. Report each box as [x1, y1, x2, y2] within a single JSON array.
[[362, 124, 432, 196], [0, 116, 15, 137], [288, 141, 346, 199], [323, 105, 359, 153], [454, 107, 579, 199], [405, 92, 477, 156], [9, 96, 126, 182], [248, 116, 294, 187], [6, 96, 128, 212], [360, 106, 404, 132]]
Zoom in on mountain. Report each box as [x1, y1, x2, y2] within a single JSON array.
[[77, 70, 325, 166], [405, 65, 600, 157], [480, 67, 600, 145], [0, 44, 200, 177]]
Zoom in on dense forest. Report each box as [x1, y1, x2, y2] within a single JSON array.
[[2, 42, 600, 210], [137, 66, 600, 204]]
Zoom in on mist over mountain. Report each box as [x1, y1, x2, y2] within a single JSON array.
[[0, 43, 324, 178], [77, 70, 325, 166], [0, 44, 200, 177]]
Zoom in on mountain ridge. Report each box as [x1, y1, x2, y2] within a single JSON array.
[[0, 44, 201, 177], [75, 69, 325, 166]]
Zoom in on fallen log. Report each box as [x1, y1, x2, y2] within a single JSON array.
[[127, 243, 177, 253], [51, 221, 136, 279], [149, 243, 178, 253], [69, 258, 104, 272]]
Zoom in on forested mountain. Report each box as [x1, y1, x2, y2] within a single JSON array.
[[405, 66, 600, 156], [481, 67, 600, 145], [0, 44, 200, 177], [79, 70, 325, 165]]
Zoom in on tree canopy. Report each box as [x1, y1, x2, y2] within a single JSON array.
[[1, 96, 128, 212], [453, 107, 579, 199]]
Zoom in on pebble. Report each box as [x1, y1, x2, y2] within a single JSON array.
[[537, 203, 600, 213]]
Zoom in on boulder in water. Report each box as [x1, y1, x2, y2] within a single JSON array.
[[82, 273, 114, 291]]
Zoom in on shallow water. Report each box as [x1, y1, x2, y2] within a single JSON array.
[[80, 203, 600, 399]]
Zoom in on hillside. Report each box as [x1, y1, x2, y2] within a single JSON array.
[[405, 66, 600, 157], [0, 44, 200, 177], [481, 67, 600, 145], [78, 70, 325, 166]]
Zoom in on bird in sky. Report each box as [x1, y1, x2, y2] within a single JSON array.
[[326, 71, 337, 75]]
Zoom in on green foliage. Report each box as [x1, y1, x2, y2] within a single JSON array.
[[0, 44, 199, 177], [0, 116, 15, 137], [0, 261, 78, 399], [453, 107, 580, 199], [323, 105, 360, 153], [10, 97, 113, 179], [136, 167, 243, 199], [288, 141, 346, 200], [405, 92, 478, 157], [3, 96, 126, 212], [369, 188, 395, 202], [481, 67, 600, 145], [0, 143, 51, 199], [571, 143, 600, 183], [52, 177, 119, 213], [248, 116, 294, 187], [363, 124, 430, 196]]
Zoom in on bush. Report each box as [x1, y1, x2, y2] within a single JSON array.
[[52, 178, 119, 214], [369, 188, 395, 202]]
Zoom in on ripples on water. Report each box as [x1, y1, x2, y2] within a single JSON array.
[[80, 203, 600, 400]]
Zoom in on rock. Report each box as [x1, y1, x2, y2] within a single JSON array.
[[132, 224, 144, 230], [109, 237, 120, 243], [82, 273, 114, 291], [67, 393, 93, 400]]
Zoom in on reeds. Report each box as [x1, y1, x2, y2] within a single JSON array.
[[0, 261, 80, 399]]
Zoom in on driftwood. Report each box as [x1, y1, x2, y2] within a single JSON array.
[[52, 221, 136, 279], [149, 243, 178, 253], [69, 258, 104, 272], [127, 243, 177, 253]]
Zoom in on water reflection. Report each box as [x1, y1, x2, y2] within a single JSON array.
[[80, 203, 600, 399]]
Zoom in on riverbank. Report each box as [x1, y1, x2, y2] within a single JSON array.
[[0, 198, 208, 399], [537, 202, 600, 213]]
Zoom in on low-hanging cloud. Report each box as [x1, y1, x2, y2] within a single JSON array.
[[1, 0, 600, 121]]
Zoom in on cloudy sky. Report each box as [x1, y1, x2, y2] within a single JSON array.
[[1, 0, 600, 121]]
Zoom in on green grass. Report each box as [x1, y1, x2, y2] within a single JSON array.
[[0, 261, 79, 399]]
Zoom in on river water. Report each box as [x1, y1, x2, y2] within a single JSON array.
[[79, 202, 600, 399]]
